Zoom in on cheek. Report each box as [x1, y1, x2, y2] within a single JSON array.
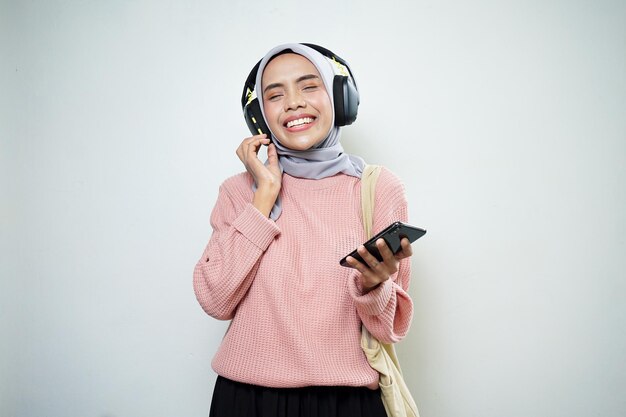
[[263, 103, 281, 126], [316, 95, 334, 126]]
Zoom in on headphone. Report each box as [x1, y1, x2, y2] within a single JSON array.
[[241, 43, 360, 137]]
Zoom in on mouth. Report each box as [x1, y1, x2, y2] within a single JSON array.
[[284, 116, 316, 130]]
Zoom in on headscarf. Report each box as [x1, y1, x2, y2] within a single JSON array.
[[254, 43, 365, 220]]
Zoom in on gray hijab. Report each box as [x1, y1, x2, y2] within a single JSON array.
[[254, 43, 365, 219]]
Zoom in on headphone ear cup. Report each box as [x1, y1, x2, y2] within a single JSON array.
[[244, 99, 271, 137], [342, 77, 359, 125], [332, 76, 359, 126]]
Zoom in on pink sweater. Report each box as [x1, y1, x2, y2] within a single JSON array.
[[193, 168, 413, 389]]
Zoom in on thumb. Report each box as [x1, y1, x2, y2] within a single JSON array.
[[267, 143, 280, 170]]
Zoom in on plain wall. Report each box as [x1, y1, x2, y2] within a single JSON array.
[[1, 0, 625, 416]]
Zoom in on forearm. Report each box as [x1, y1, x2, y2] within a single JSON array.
[[350, 257, 414, 343], [252, 182, 280, 218], [194, 203, 280, 319]]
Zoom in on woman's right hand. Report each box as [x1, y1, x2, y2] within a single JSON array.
[[236, 134, 281, 217]]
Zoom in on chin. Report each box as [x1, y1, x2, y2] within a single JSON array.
[[287, 141, 318, 151], [277, 134, 323, 151]]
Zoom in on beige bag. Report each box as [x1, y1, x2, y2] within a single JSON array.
[[360, 165, 420, 417]]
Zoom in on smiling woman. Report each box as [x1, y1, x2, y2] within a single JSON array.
[[193, 43, 416, 417]]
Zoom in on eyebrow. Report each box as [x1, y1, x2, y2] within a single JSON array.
[[263, 74, 320, 94]]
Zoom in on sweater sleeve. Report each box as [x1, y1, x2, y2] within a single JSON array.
[[348, 168, 414, 343], [193, 178, 281, 320]]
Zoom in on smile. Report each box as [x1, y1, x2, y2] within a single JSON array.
[[285, 117, 315, 128]]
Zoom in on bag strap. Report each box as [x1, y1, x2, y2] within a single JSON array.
[[360, 164, 382, 240], [359, 165, 403, 373]]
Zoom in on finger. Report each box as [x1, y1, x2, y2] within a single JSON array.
[[376, 238, 395, 264], [244, 133, 267, 142], [395, 238, 413, 260], [250, 137, 271, 154], [267, 143, 279, 170], [357, 244, 383, 270], [346, 256, 387, 291], [345, 257, 380, 285], [238, 142, 258, 166], [236, 144, 245, 162], [238, 141, 269, 176], [237, 135, 265, 159], [243, 138, 267, 163], [241, 135, 269, 152], [344, 256, 368, 273]]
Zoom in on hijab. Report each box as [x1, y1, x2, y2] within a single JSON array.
[[254, 43, 365, 220]]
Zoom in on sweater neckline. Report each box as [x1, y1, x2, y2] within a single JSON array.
[[281, 173, 357, 190]]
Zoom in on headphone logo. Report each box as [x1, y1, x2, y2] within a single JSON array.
[[330, 57, 350, 77], [246, 87, 257, 105]]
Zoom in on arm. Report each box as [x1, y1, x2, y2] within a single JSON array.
[[236, 134, 281, 218], [193, 134, 283, 319], [347, 168, 414, 343], [193, 181, 280, 320]]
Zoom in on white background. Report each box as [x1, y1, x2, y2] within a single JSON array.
[[1, 0, 625, 416]]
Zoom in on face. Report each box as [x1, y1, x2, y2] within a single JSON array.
[[261, 53, 333, 151]]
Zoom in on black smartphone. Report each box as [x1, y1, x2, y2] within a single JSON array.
[[339, 222, 426, 267]]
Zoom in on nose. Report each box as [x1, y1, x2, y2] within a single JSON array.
[[284, 89, 305, 111]]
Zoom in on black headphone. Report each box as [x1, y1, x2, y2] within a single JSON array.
[[241, 43, 360, 137]]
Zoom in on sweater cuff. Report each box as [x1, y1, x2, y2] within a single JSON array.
[[350, 277, 394, 316], [232, 204, 281, 250]]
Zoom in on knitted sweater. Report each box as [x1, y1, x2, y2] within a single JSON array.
[[193, 168, 413, 389]]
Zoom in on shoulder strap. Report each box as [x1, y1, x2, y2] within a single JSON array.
[[360, 165, 382, 239]]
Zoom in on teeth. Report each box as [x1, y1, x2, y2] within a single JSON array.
[[286, 117, 314, 128]]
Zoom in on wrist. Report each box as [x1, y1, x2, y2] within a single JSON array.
[[253, 186, 280, 218], [361, 281, 382, 294]]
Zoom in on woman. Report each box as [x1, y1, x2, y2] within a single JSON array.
[[194, 43, 414, 417]]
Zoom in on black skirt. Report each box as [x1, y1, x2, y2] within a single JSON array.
[[209, 376, 387, 417]]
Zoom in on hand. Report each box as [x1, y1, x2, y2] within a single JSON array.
[[235, 134, 281, 217], [345, 237, 413, 292]]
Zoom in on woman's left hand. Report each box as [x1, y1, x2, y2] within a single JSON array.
[[345, 237, 413, 292]]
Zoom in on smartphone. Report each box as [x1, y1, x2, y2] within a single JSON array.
[[339, 222, 426, 267]]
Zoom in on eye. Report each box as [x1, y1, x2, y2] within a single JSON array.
[[267, 93, 283, 102], [302, 84, 318, 92]]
